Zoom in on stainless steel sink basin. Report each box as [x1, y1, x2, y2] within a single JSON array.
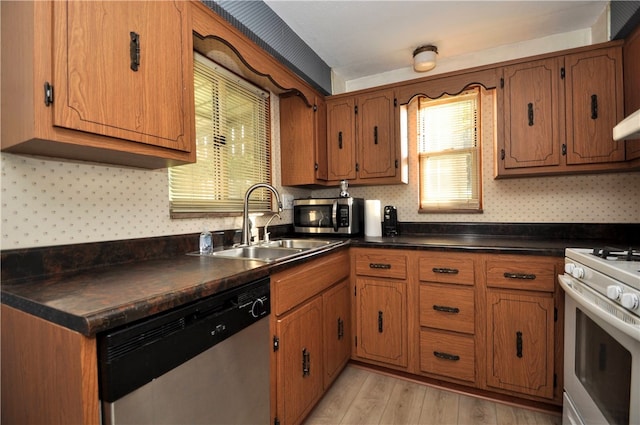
[[188, 238, 342, 263], [210, 246, 303, 262], [261, 238, 337, 249]]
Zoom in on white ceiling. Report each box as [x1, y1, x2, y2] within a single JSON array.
[[263, 1, 609, 82]]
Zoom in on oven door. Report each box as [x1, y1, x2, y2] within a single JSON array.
[[559, 274, 640, 425]]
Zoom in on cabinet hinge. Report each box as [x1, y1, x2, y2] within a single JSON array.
[[554, 307, 558, 322], [500, 149, 505, 160], [355, 163, 359, 172], [273, 336, 280, 352], [313, 104, 318, 112], [354, 105, 358, 115], [500, 77, 504, 89], [562, 144, 567, 156], [44, 82, 54, 106], [553, 373, 558, 388], [395, 159, 398, 168], [560, 67, 565, 79], [274, 417, 280, 425], [314, 163, 318, 170]]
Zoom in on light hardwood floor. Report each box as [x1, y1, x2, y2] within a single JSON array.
[[304, 365, 561, 425]]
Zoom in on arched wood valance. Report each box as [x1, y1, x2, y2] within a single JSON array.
[[191, 1, 318, 107]]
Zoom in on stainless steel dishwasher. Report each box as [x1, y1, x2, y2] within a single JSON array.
[[98, 277, 270, 424]]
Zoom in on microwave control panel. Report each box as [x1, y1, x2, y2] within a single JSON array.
[[338, 206, 350, 227]]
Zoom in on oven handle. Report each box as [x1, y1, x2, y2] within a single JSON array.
[[558, 274, 640, 341]]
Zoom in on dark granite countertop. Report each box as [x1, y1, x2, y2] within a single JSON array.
[[2, 223, 636, 338]]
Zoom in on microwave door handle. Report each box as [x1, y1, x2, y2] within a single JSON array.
[[332, 201, 338, 232]]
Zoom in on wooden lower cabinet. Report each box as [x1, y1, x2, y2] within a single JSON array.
[[275, 296, 324, 425], [420, 328, 476, 383], [271, 250, 351, 425], [323, 279, 351, 387], [485, 290, 555, 399], [355, 277, 408, 367]]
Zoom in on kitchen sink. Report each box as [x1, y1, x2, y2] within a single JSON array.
[[189, 238, 342, 263]]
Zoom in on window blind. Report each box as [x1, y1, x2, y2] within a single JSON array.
[[169, 53, 271, 215], [418, 88, 481, 211]]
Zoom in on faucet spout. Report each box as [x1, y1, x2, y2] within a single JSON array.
[[242, 183, 283, 246]]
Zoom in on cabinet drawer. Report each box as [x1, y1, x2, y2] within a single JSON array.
[[420, 329, 475, 383], [355, 252, 407, 279], [419, 284, 475, 334], [486, 258, 558, 292], [272, 250, 349, 316], [419, 256, 475, 285]]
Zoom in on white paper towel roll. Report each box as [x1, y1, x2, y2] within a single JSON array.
[[365, 200, 382, 237]]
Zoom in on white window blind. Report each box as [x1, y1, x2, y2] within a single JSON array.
[[418, 87, 481, 211], [169, 53, 271, 215]]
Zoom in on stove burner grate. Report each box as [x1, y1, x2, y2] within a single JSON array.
[[591, 247, 640, 262]]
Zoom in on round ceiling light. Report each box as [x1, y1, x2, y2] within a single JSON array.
[[413, 45, 438, 72]]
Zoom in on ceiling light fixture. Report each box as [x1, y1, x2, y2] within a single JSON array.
[[413, 45, 438, 72]]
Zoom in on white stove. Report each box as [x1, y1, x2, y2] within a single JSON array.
[[560, 247, 640, 425], [564, 247, 640, 322]]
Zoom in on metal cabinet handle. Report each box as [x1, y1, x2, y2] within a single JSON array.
[[433, 351, 460, 361], [516, 331, 523, 358], [338, 131, 343, 149], [528, 102, 534, 126], [378, 311, 383, 333], [432, 305, 460, 314], [130, 31, 140, 71], [503, 272, 536, 280], [432, 267, 459, 274], [302, 348, 310, 376], [591, 94, 598, 119], [374, 126, 378, 144], [337, 317, 344, 340], [370, 263, 391, 269]]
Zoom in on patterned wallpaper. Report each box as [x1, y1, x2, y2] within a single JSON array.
[[2, 91, 639, 250]]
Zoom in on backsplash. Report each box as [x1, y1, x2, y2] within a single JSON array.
[[2, 91, 639, 250]]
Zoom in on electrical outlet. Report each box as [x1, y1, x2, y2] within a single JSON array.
[[282, 194, 294, 210]]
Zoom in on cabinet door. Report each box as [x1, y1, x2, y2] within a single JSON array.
[[275, 296, 324, 425], [501, 58, 563, 169], [326, 97, 357, 180], [53, 1, 191, 151], [280, 95, 327, 186], [486, 291, 554, 399], [565, 47, 625, 164], [355, 278, 407, 367], [357, 90, 397, 179], [323, 279, 351, 388]]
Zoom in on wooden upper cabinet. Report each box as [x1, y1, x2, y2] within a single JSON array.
[[1, 0, 195, 169], [326, 88, 406, 185], [496, 42, 628, 177], [565, 48, 625, 165], [280, 94, 328, 186], [326, 96, 357, 180], [501, 58, 563, 169], [357, 90, 397, 179]]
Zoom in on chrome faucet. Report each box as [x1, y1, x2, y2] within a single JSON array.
[[263, 213, 281, 243], [241, 183, 283, 246]]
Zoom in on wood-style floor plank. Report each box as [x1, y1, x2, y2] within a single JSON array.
[[304, 365, 561, 425]]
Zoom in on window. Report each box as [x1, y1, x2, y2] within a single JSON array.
[[169, 52, 271, 216], [417, 87, 481, 212]]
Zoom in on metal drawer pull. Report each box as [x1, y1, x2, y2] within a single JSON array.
[[129, 31, 140, 71], [302, 348, 310, 376], [516, 331, 523, 358], [337, 317, 344, 340], [432, 305, 460, 314], [378, 311, 383, 333], [432, 267, 459, 274], [433, 351, 460, 361], [527, 102, 534, 126], [370, 263, 391, 269], [503, 272, 536, 280]]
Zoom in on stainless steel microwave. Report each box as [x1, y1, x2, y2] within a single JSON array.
[[293, 197, 364, 235]]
